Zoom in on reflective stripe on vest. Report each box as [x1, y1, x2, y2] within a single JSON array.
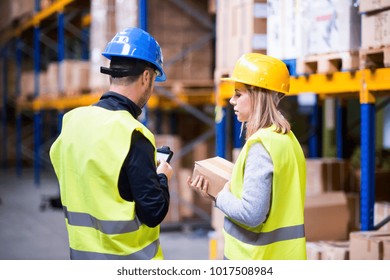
[[70, 239, 160, 260], [63, 206, 141, 235], [224, 217, 305, 246]]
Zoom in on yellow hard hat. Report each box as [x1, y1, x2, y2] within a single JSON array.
[[222, 53, 290, 94]]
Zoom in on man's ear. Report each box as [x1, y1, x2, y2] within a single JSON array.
[[141, 70, 150, 86]]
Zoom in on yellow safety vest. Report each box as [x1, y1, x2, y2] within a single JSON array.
[[50, 106, 164, 260], [224, 126, 307, 260]]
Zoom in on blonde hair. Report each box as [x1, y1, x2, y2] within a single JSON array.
[[244, 85, 291, 139]]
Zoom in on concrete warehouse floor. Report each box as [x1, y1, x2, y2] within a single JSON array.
[[0, 168, 209, 260]]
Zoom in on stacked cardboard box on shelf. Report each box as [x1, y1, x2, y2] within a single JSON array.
[[20, 71, 49, 101], [267, 0, 306, 60], [350, 231, 390, 259], [19, 60, 91, 100], [148, 0, 213, 82], [89, 0, 138, 92], [375, 202, 390, 231], [0, 0, 34, 31], [47, 60, 90, 97], [359, 0, 390, 68], [360, 0, 390, 49], [304, 158, 354, 241], [215, 0, 267, 79], [305, 158, 351, 195], [267, 0, 361, 74], [304, 0, 361, 56], [304, 191, 350, 241], [306, 241, 350, 260]]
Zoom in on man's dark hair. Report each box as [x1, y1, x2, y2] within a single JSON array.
[[101, 57, 156, 85]]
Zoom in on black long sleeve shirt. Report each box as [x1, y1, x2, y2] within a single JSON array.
[[93, 91, 170, 228]]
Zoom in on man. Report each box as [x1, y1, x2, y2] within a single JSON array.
[[50, 27, 173, 260]]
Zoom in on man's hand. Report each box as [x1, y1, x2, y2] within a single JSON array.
[[157, 159, 173, 181]]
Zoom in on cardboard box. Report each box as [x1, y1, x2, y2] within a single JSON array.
[[306, 158, 350, 196], [384, 240, 390, 260], [215, 0, 267, 78], [320, 241, 350, 260], [359, 0, 390, 12], [306, 242, 323, 260], [267, 0, 308, 60], [191, 157, 234, 197], [346, 192, 360, 232], [305, 0, 361, 55], [304, 191, 350, 241], [362, 9, 390, 49], [350, 231, 390, 260], [374, 202, 390, 232], [306, 241, 350, 260]]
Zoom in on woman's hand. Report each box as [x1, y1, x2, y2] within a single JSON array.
[[187, 175, 216, 202]]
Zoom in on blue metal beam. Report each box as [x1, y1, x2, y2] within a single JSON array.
[[81, 22, 89, 60], [138, 0, 148, 31], [233, 115, 243, 148], [215, 106, 226, 158], [336, 98, 347, 158], [308, 95, 322, 158], [15, 38, 23, 176], [58, 12, 65, 92], [33, 24, 41, 185], [1, 44, 8, 169], [138, 0, 148, 126], [360, 103, 376, 231]]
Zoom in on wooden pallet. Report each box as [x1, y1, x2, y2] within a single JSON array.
[[359, 46, 390, 69], [296, 51, 360, 75]]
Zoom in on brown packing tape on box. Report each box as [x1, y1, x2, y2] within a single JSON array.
[[192, 157, 234, 197]]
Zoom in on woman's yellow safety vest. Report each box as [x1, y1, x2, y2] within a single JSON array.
[[50, 106, 163, 260], [224, 126, 307, 260]]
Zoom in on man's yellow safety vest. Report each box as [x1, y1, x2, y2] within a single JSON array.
[[50, 106, 163, 260], [224, 126, 307, 260]]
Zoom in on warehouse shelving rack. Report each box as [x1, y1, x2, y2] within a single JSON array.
[[1, 0, 216, 186], [216, 67, 390, 231], [1, 0, 216, 229], [0, 0, 90, 185]]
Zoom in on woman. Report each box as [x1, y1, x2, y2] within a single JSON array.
[[188, 53, 307, 260]]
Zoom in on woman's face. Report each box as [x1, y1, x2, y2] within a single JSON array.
[[229, 82, 251, 122]]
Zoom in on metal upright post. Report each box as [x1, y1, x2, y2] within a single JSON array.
[[1, 44, 8, 169], [81, 12, 90, 61], [15, 38, 23, 176], [56, 10, 65, 134], [308, 95, 322, 158], [215, 105, 226, 158], [138, 0, 148, 31], [360, 79, 376, 231], [233, 115, 243, 149], [336, 98, 347, 158], [58, 11, 65, 93], [138, 0, 149, 127], [33, 1, 42, 185]]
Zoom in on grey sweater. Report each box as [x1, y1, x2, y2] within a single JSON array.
[[215, 142, 273, 228]]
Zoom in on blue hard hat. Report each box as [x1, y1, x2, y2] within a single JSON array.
[[102, 27, 166, 82]]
